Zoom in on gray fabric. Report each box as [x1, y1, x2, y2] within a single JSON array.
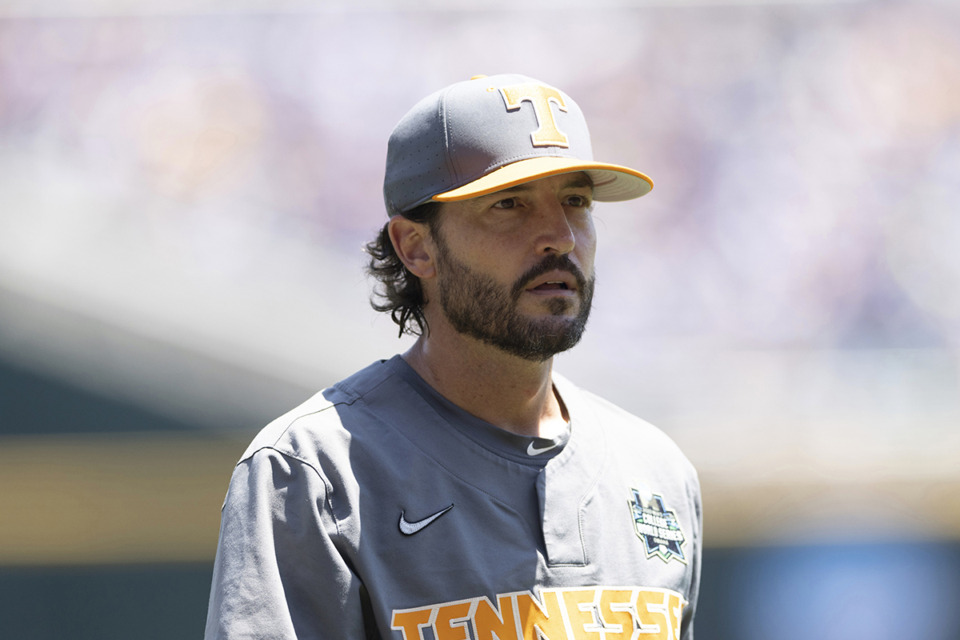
[[205, 356, 701, 639]]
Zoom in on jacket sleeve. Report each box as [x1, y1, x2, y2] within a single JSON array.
[[680, 470, 703, 640], [204, 447, 369, 640]]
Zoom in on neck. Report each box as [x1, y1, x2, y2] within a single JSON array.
[[402, 328, 567, 438]]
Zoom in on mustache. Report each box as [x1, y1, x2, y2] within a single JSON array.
[[510, 254, 589, 299]]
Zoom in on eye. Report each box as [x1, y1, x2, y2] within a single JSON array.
[[565, 194, 592, 208], [492, 197, 519, 210]]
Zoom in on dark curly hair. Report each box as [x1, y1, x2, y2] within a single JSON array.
[[364, 201, 442, 337]]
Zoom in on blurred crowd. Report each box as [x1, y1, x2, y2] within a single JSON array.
[[1, 3, 959, 433], [3, 3, 958, 359]]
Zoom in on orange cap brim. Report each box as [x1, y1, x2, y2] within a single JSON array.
[[431, 157, 653, 203]]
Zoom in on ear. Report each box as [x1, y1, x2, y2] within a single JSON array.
[[388, 215, 437, 280]]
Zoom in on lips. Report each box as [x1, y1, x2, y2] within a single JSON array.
[[533, 281, 570, 291], [511, 254, 588, 299], [525, 271, 579, 294]]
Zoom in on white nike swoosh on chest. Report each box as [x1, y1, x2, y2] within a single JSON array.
[[398, 504, 455, 536]]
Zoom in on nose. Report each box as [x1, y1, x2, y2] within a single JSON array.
[[536, 199, 576, 255]]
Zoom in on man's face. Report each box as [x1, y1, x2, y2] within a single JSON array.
[[428, 173, 598, 362]]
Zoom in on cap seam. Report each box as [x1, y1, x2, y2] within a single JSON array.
[[439, 87, 459, 197]]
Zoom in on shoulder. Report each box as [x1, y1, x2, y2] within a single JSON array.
[[555, 372, 698, 480], [238, 357, 407, 468]]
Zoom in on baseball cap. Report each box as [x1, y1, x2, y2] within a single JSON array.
[[383, 74, 653, 217]]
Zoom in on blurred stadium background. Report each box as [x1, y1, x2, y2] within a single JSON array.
[[2, 0, 960, 637]]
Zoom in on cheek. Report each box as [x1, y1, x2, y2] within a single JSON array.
[[576, 226, 598, 271]]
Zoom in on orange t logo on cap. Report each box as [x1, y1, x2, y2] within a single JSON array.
[[500, 83, 570, 149]]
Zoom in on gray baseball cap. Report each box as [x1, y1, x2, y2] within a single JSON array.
[[383, 74, 653, 217]]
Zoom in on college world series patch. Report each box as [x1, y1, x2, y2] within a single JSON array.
[[628, 485, 687, 564]]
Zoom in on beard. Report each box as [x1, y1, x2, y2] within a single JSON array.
[[432, 232, 595, 362]]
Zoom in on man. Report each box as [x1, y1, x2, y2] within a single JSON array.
[[205, 74, 701, 640]]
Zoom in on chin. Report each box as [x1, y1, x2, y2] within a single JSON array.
[[522, 299, 578, 319]]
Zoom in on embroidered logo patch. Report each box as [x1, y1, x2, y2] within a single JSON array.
[[628, 485, 687, 564]]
